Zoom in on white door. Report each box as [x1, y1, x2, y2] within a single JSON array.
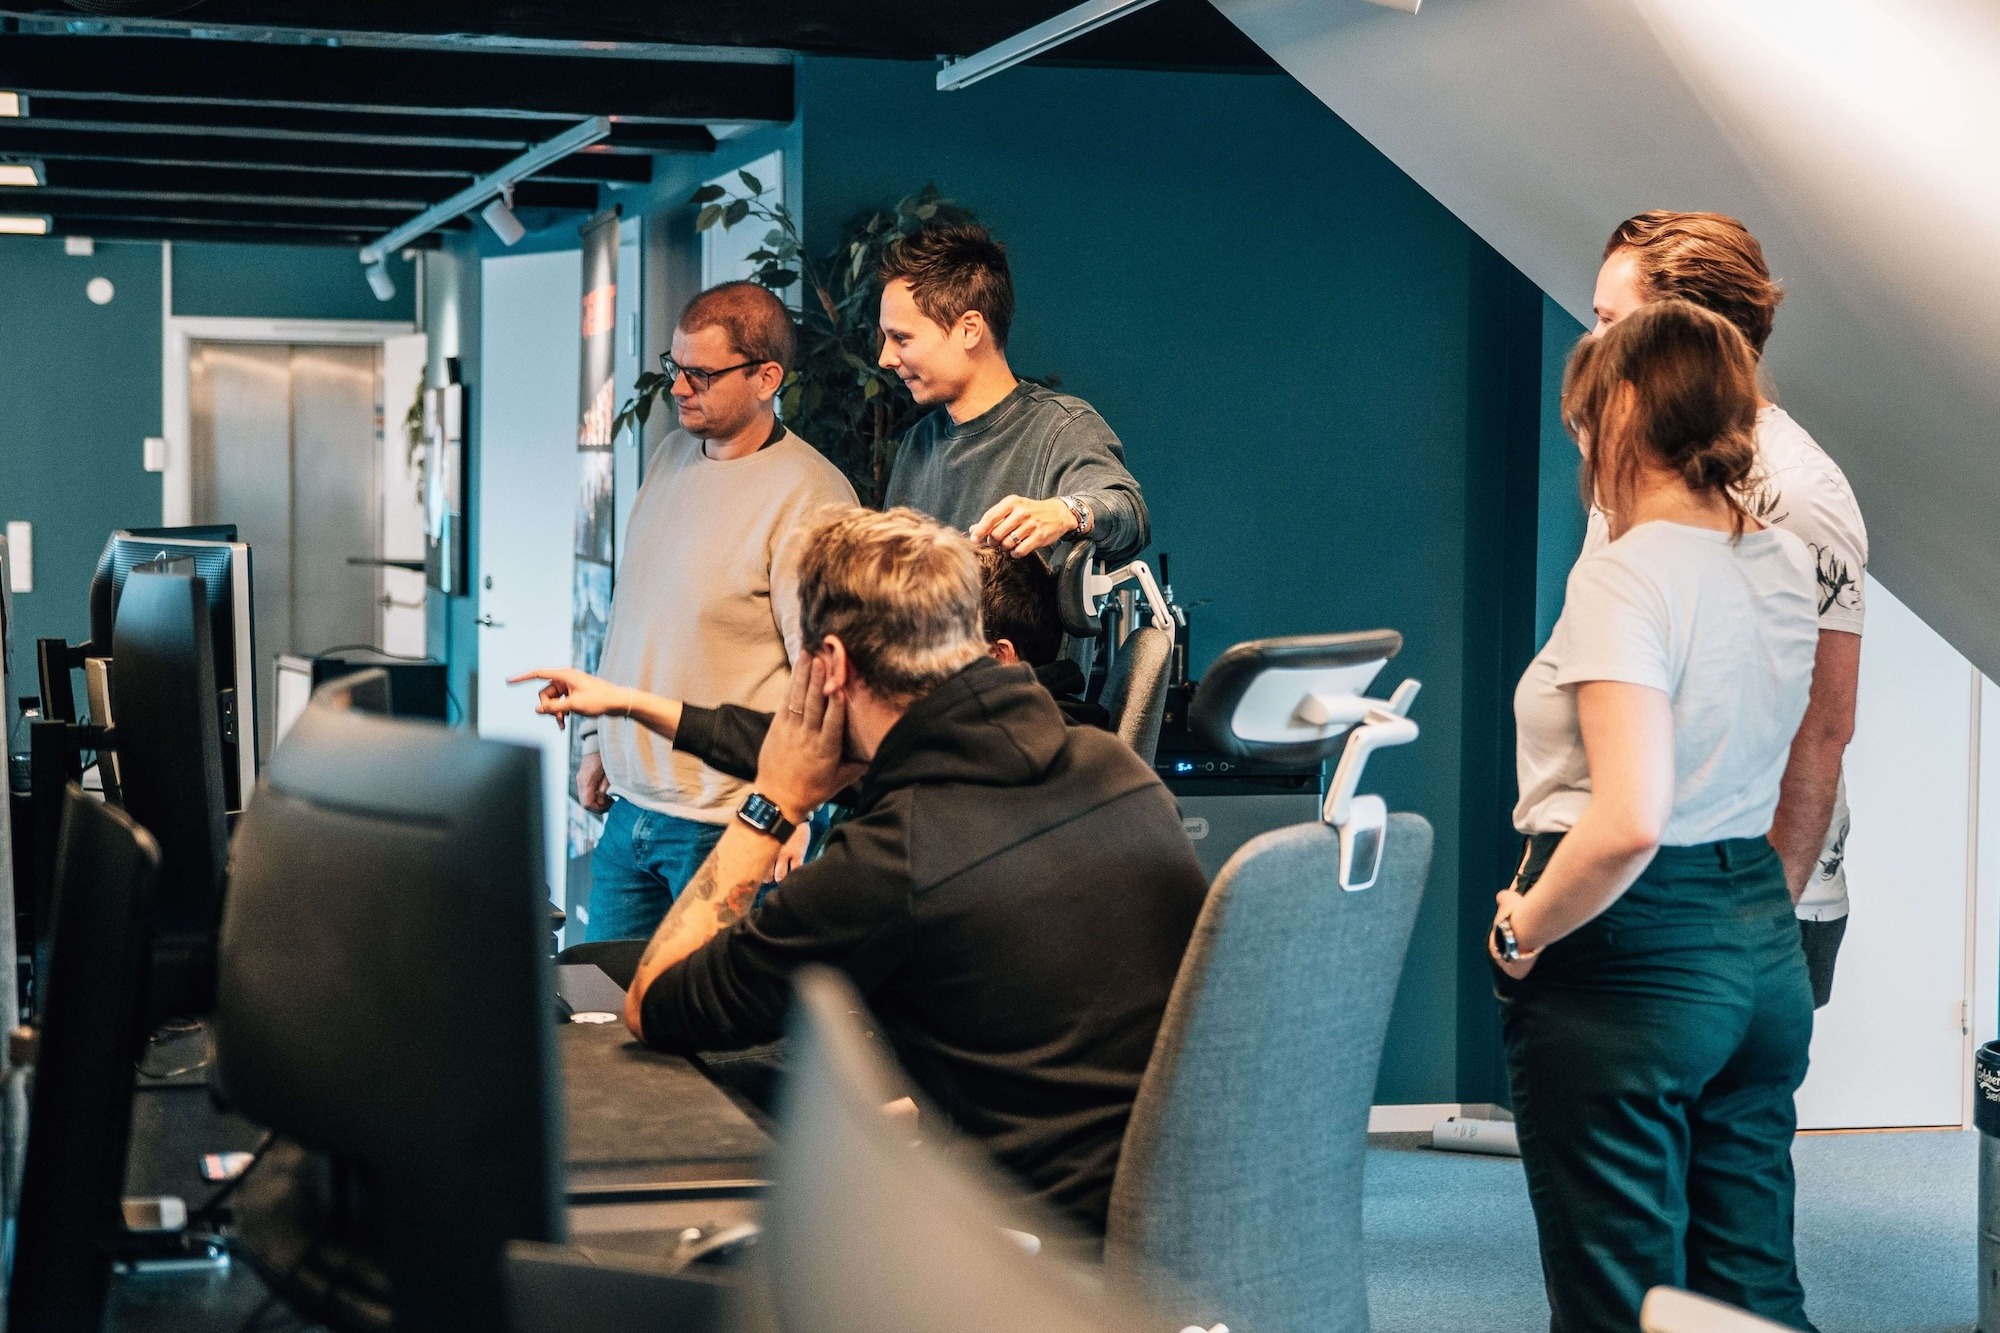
[[1796, 575, 1975, 1128], [476, 248, 583, 902]]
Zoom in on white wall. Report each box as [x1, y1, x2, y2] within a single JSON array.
[[1211, 0, 2000, 688]]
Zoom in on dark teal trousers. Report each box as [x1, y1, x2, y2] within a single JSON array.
[[1499, 835, 1816, 1332]]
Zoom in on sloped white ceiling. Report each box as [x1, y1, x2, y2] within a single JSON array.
[[1215, 0, 2000, 677]]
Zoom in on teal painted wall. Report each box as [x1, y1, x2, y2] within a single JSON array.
[[1537, 296, 1589, 646], [172, 241, 416, 322], [795, 56, 1546, 1103], [0, 237, 164, 660]]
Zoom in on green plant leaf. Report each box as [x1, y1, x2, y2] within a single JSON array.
[[696, 203, 723, 232], [764, 269, 800, 289], [689, 183, 727, 205], [723, 199, 750, 228], [916, 202, 937, 220], [738, 169, 763, 195]]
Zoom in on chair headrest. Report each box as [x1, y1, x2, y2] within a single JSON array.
[[1056, 543, 1101, 637], [1190, 631, 1404, 765]]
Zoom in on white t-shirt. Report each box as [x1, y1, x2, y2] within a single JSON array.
[[1516, 522, 1818, 846], [1580, 406, 1868, 917]]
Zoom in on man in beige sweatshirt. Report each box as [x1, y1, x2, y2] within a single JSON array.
[[575, 281, 855, 941]]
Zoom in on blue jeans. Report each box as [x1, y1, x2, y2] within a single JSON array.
[[585, 799, 726, 942]]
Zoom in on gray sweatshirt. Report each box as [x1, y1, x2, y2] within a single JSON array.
[[884, 383, 1150, 565]]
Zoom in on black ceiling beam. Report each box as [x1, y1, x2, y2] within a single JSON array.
[[15, 94, 709, 161], [0, 123, 656, 183], [44, 216, 443, 250], [0, 34, 794, 123], [0, 1, 1278, 69], [29, 160, 601, 211], [21, 191, 476, 229]]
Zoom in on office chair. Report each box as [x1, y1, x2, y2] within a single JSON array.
[[1057, 544, 1175, 763], [754, 966, 1161, 1333], [1104, 632, 1430, 1333]]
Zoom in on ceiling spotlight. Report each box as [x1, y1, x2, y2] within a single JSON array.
[[0, 215, 51, 236], [0, 160, 45, 188], [480, 190, 526, 246], [1363, 0, 1420, 10], [365, 258, 396, 302], [0, 93, 24, 118]]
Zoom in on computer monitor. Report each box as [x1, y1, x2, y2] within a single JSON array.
[[108, 569, 230, 1022], [90, 532, 255, 811], [212, 696, 561, 1333], [7, 788, 161, 1333]]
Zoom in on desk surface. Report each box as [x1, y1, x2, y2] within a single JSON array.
[[105, 1014, 772, 1329], [559, 1018, 771, 1198]]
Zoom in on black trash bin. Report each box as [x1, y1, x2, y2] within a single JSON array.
[[1977, 1041, 2000, 1331]]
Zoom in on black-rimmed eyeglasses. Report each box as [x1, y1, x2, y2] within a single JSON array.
[[659, 353, 768, 392]]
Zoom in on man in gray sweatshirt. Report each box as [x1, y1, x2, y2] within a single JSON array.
[[878, 224, 1149, 565]]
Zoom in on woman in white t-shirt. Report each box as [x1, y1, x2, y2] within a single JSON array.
[[1490, 300, 1819, 1331]]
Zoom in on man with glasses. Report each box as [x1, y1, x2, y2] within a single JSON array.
[[575, 280, 856, 942]]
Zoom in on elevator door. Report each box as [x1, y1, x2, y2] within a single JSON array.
[[189, 342, 380, 762]]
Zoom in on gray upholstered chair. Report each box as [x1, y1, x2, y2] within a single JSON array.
[[1100, 626, 1173, 764], [1105, 632, 1431, 1333]]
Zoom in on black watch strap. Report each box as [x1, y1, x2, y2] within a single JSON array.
[[737, 791, 797, 844]]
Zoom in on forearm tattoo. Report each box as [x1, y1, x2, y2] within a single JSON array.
[[634, 839, 766, 977]]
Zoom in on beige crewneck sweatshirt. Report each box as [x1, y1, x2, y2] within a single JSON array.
[[584, 424, 856, 822]]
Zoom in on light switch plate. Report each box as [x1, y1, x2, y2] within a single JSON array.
[[5, 521, 31, 592], [143, 436, 167, 472]]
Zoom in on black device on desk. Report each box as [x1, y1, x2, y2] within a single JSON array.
[[212, 689, 561, 1333], [310, 648, 449, 722], [1154, 702, 1324, 882]]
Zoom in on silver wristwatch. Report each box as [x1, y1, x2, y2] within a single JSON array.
[[1058, 494, 1094, 537]]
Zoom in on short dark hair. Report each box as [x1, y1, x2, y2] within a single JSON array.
[[976, 547, 1063, 667], [878, 222, 1015, 349], [1604, 211, 1783, 354], [677, 280, 797, 373]]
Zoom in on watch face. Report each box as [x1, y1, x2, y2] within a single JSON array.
[[740, 792, 781, 831]]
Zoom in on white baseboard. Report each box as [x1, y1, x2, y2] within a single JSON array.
[[1367, 1102, 1514, 1132]]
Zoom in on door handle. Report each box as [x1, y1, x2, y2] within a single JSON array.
[[476, 613, 503, 628]]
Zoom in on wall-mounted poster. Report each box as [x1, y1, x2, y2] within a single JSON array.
[[423, 364, 468, 596], [567, 210, 620, 861]]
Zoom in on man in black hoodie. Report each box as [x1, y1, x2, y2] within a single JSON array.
[[609, 506, 1206, 1235]]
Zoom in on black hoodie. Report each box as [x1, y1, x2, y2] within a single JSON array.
[[639, 658, 1207, 1232]]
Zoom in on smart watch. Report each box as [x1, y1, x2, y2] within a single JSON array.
[[737, 792, 797, 844], [1491, 914, 1521, 964]]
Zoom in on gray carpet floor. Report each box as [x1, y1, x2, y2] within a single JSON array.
[[1364, 1128, 1977, 1332]]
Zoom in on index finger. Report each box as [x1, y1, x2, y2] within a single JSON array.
[[799, 655, 831, 732], [783, 650, 813, 718], [969, 496, 1022, 541], [509, 669, 561, 685]]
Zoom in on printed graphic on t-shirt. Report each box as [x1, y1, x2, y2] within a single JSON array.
[[1819, 811, 1849, 884], [1813, 545, 1861, 618]]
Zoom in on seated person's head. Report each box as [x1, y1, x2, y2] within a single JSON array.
[[796, 507, 988, 739], [975, 546, 1063, 668], [671, 281, 795, 441]]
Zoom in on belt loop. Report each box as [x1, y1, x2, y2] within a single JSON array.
[[1716, 841, 1734, 871]]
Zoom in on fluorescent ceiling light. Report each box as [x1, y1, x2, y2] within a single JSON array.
[[0, 161, 45, 188], [938, 0, 1164, 91], [0, 215, 51, 235], [0, 93, 23, 118]]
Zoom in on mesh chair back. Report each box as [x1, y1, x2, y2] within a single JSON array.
[[1105, 813, 1433, 1333], [1101, 627, 1173, 764]]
